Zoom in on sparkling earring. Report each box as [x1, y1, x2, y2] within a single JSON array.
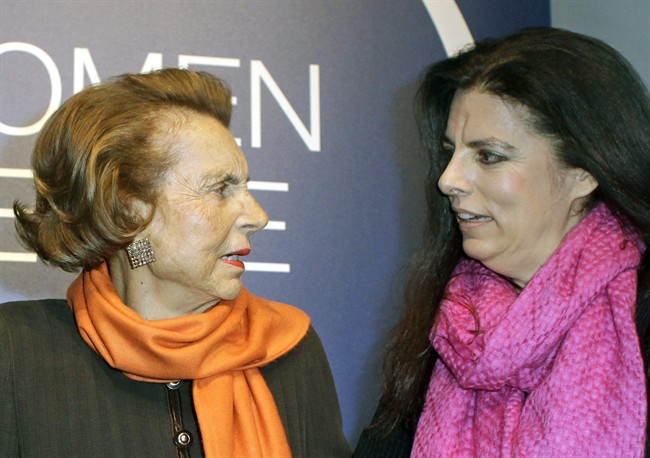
[[125, 238, 156, 269]]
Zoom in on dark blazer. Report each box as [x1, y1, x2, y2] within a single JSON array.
[[0, 299, 351, 458]]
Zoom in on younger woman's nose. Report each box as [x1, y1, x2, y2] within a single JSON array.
[[438, 151, 471, 196]]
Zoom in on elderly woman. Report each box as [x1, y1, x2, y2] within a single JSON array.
[[0, 69, 350, 458], [354, 28, 650, 457]]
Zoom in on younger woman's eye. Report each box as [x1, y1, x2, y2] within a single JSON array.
[[441, 143, 455, 157], [477, 150, 506, 164]]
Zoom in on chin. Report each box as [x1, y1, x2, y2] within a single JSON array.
[[216, 281, 242, 302], [461, 242, 507, 274], [462, 239, 491, 263]]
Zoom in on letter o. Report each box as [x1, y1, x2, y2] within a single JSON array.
[[0, 42, 62, 136]]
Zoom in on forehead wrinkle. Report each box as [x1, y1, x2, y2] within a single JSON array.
[[446, 92, 526, 153], [199, 166, 248, 186]]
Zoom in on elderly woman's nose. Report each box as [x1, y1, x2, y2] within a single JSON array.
[[240, 193, 269, 233], [438, 152, 470, 196]]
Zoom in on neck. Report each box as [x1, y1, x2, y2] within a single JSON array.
[[108, 253, 218, 320]]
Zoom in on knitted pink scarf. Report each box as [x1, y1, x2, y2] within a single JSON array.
[[412, 203, 646, 457]]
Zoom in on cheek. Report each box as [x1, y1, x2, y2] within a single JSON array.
[[480, 173, 524, 210], [197, 207, 230, 240], [172, 197, 222, 231], [147, 206, 202, 251], [501, 175, 560, 228], [152, 197, 237, 254]]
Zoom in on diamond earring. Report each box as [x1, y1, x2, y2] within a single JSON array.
[[125, 237, 156, 269]]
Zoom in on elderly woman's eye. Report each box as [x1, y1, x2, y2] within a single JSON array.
[[213, 183, 229, 195]]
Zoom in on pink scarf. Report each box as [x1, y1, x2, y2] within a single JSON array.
[[412, 203, 646, 457]]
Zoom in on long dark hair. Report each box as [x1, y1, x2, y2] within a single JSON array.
[[376, 27, 650, 432]]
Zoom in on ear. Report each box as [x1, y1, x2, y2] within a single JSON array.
[[130, 198, 154, 224], [570, 168, 599, 200]]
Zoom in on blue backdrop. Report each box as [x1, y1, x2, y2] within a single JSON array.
[[0, 0, 550, 444]]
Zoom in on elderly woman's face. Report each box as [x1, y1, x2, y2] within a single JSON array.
[[140, 112, 268, 310], [438, 90, 596, 287]]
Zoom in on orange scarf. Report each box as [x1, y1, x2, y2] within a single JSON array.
[[67, 261, 310, 457]]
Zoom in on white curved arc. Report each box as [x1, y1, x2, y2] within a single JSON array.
[[422, 0, 474, 56]]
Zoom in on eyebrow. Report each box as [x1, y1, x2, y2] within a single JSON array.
[[200, 171, 249, 186], [443, 136, 517, 152]]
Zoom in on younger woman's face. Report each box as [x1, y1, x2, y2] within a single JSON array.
[[438, 90, 597, 287]]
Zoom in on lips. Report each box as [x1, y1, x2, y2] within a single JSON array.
[[221, 248, 250, 269], [452, 207, 493, 224]]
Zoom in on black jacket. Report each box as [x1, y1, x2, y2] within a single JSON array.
[[0, 299, 351, 458]]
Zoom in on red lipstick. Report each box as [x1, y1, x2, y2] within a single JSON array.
[[221, 248, 250, 269]]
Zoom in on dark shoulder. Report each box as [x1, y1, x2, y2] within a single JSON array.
[[261, 326, 351, 458], [0, 299, 73, 330], [0, 299, 82, 357], [353, 397, 416, 458], [261, 325, 330, 379]]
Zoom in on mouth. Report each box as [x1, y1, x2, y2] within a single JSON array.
[[221, 248, 250, 269], [452, 208, 493, 224]]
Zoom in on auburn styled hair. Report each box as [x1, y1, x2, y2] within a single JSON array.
[[14, 68, 232, 272]]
